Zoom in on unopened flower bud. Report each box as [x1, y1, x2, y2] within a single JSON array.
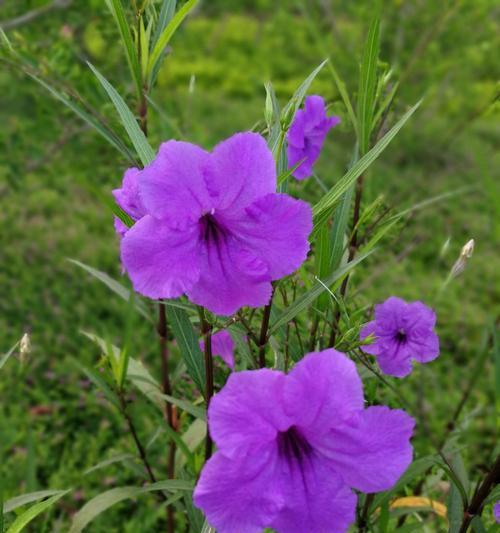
[[19, 333, 30, 363], [450, 239, 475, 278]]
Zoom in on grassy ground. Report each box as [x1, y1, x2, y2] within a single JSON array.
[[0, 1, 498, 531]]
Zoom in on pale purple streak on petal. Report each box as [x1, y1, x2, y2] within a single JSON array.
[[121, 215, 201, 299]]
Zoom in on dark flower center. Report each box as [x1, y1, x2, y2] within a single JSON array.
[[395, 328, 407, 343], [277, 426, 312, 462], [200, 213, 226, 243]]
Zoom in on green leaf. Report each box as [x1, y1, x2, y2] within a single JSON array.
[[471, 516, 488, 533], [104, 0, 142, 98], [312, 100, 421, 235], [269, 250, 372, 333], [6, 490, 71, 533], [87, 62, 155, 166], [84, 454, 135, 476], [276, 158, 305, 187], [152, 1, 177, 47], [69, 482, 192, 533], [0, 341, 18, 371], [158, 393, 206, 421], [147, 0, 198, 84], [2, 491, 67, 514], [174, 418, 206, 471], [357, 17, 380, 155], [71, 358, 121, 409], [165, 304, 205, 396], [68, 259, 151, 321]]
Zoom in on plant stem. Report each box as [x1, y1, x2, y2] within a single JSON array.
[[458, 455, 500, 533], [357, 493, 374, 532], [258, 289, 275, 368], [118, 392, 166, 501], [200, 312, 214, 460]]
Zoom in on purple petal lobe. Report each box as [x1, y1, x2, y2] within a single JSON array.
[[140, 140, 211, 224], [200, 330, 235, 369], [194, 450, 284, 533], [317, 406, 415, 493], [121, 215, 201, 299], [284, 350, 364, 439], [359, 320, 380, 355], [206, 132, 276, 212], [226, 193, 312, 279], [494, 501, 500, 523], [207, 369, 290, 458]]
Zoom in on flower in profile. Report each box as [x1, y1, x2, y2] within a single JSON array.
[[287, 95, 340, 180], [494, 501, 500, 523], [200, 330, 235, 370], [121, 132, 312, 315], [112, 167, 146, 236], [194, 349, 414, 533], [360, 296, 440, 378]]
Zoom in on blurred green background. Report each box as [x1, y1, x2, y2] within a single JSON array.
[[0, 0, 498, 531]]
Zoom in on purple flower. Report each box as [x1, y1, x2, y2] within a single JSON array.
[[194, 349, 414, 533], [120, 132, 312, 315], [112, 167, 146, 236], [287, 95, 340, 180], [494, 501, 500, 523], [360, 296, 440, 378], [200, 330, 235, 370]]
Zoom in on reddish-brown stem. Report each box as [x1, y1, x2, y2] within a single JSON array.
[[200, 313, 214, 460], [258, 290, 275, 368]]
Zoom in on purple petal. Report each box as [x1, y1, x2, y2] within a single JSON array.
[[120, 215, 201, 299], [374, 296, 408, 330], [206, 132, 276, 213], [376, 343, 414, 378], [200, 330, 235, 369], [226, 193, 312, 280], [316, 406, 415, 493], [139, 140, 211, 225], [194, 449, 284, 533], [112, 167, 146, 222], [270, 455, 356, 533], [284, 350, 364, 440], [207, 368, 290, 458], [494, 501, 500, 523], [408, 330, 440, 363], [406, 301, 437, 329], [114, 217, 129, 238], [360, 320, 380, 355], [186, 236, 273, 315]]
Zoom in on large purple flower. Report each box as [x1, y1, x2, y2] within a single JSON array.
[[120, 133, 312, 315], [360, 296, 440, 378], [194, 349, 415, 533], [200, 330, 235, 370], [112, 167, 146, 236], [287, 95, 340, 180]]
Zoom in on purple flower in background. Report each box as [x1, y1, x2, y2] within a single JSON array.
[[121, 132, 312, 315], [112, 167, 146, 236], [494, 501, 500, 523], [287, 95, 340, 180], [360, 296, 440, 378], [200, 330, 235, 370], [194, 349, 414, 533]]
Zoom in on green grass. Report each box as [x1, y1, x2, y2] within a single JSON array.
[[0, 0, 498, 531]]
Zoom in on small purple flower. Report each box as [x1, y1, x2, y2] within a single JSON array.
[[200, 330, 235, 370], [494, 501, 500, 523], [287, 95, 340, 180], [120, 132, 312, 315], [112, 167, 146, 236], [194, 349, 414, 533], [360, 296, 440, 378]]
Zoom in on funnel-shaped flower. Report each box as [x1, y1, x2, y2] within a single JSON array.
[[120, 133, 312, 315], [360, 296, 440, 378], [194, 349, 414, 533], [287, 95, 340, 180]]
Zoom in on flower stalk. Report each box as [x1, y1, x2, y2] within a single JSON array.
[[200, 310, 214, 460]]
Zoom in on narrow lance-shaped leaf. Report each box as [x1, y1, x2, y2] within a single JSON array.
[[165, 304, 205, 396], [312, 100, 421, 236], [6, 490, 71, 533], [104, 0, 142, 98], [88, 62, 155, 166], [152, 0, 178, 47], [357, 17, 380, 155]]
